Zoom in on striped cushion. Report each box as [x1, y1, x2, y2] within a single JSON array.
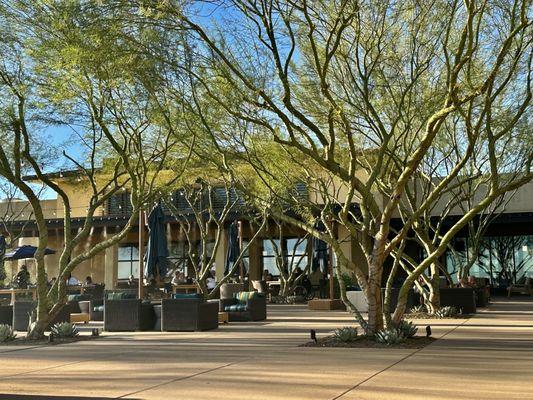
[[225, 304, 247, 312], [233, 291, 258, 302]]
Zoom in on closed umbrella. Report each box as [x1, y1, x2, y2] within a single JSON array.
[[144, 203, 169, 279], [4, 245, 55, 260], [312, 221, 328, 272], [224, 221, 241, 275], [0, 235, 6, 283]]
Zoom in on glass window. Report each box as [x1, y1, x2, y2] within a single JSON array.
[[286, 238, 308, 271], [262, 239, 281, 276], [445, 234, 533, 287], [168, 242, 189, 275], [117, 245, 139, 280], [261, 238, 308, 276]]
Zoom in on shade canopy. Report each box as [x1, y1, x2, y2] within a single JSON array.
[[224, 221, 241, 275], [144, 203, 169, 278], [4, 245, 56, 260]]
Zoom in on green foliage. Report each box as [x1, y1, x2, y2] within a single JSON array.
[[395, 320, 418, 338], [434, 306, 459, 318], [375, 328, 406, 345], [50, 322, 79, 338], [0, 324, 16, 342], [333, 327, 359, 343]]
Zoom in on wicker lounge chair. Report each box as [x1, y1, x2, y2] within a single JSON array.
[[12, 301, 74, 331], [160, 297, 218, 331], [103, 299, 155, 331], [219, 291, 267, 322]]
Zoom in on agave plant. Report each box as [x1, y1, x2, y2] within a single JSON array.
[[434, 306, 459, 319], [408, 305, 426, 314], [395, 320, 418, 338], [375, 328, 406, 345], [333, 327, 358, 343], [50, 322, 79, 338], [0, 324, 16, 343]]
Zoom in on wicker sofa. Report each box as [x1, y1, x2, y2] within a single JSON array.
[[12, 301, 75, 331], [103, 299, 155, 331], [440, 287, 477, 314], [160, 296, 218, 331], [219, 291, 267, 322]]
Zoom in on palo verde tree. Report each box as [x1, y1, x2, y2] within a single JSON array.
[[136, 0, 533, 334], [0, 1, 190, 338]]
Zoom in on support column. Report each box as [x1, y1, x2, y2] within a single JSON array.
[[104, 243, 117, 290], [214, 225, 227, 281]]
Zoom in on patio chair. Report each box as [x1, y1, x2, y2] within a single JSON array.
[[160, 295, 218, 331], [0, 305, 12, 325], [12, 301, 36, 331], [219, 291, 267, 322], [507, 277, 531, 297], [82, 284, 105, 300], [67, 294, 92, 314], [103, 299, 155, 331], [79, 299, 104, 321], [220, 283, 245, 300]]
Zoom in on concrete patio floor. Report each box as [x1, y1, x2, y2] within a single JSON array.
[[1, 297, 533, 400]]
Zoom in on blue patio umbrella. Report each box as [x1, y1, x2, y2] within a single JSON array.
[[4, 245, 55, 260], [224, 221, 241, 275], [144, 203, 169, 278]]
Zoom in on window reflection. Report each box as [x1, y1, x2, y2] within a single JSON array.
[[446, 235, 533, 287]]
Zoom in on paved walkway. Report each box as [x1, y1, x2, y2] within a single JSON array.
[[1, 298, 533, 400]]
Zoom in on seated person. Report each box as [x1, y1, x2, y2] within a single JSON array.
[[127, 274, 138, 288], [66, 273, 80, 286], [206, 271, 216, 291], [83, 276, 93, 286], [171, 270, 186, 286], [14, 265, 30, 289]]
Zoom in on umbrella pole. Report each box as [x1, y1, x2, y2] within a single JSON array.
[[138, 210, 145, 300], [329, 220, 335, 301], [238, 221, 244, 284]]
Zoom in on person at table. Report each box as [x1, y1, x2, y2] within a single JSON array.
[[83, 276, 93, 286], [206, 270, 216, 290], [66, 273, 80, 286], [171, 270, 186, 286], [263, 269, 273, 282], [14, 265, 30, 289]]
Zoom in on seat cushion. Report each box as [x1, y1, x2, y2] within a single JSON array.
[[106, 292, 136, 300], [68, 294, 91, 302], [172, 293, 202, 300], [225, 304, 247, 312]]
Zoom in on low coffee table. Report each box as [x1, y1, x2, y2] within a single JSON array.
[[218, 312, 229, 324], [70, 313, 90, 324]]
